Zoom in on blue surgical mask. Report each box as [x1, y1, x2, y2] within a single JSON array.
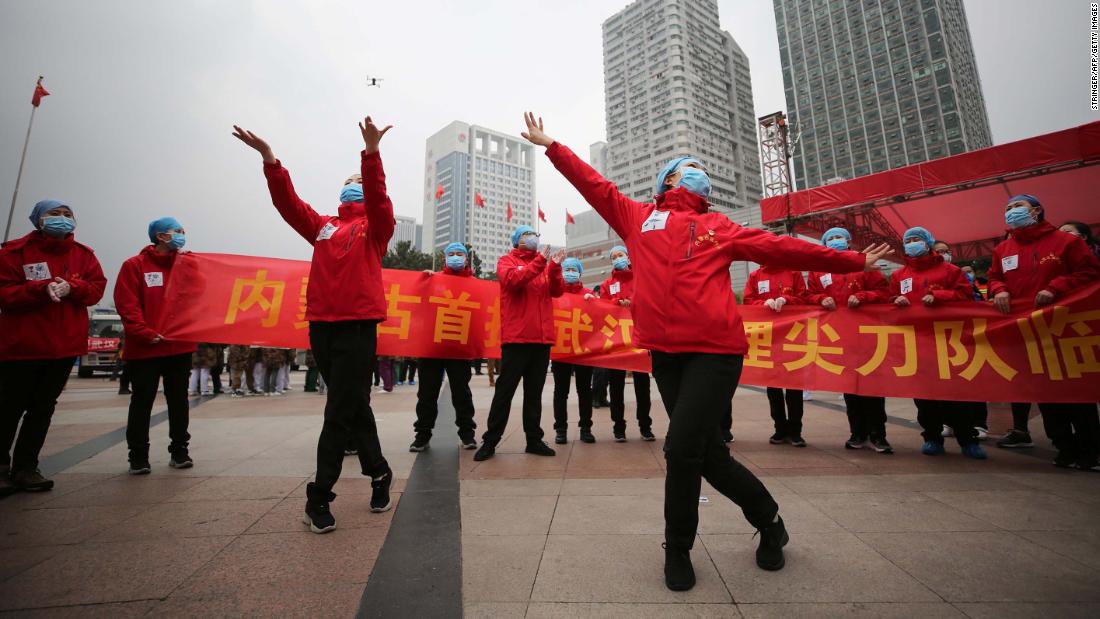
[[168, 232, 186, 251], [340, 183, 364, 204], [903, 240, 927, 257], [612, 257, 629, 271], [563, 270, 581, 284], [825, 238, 849, 251], [677, 167, 712, 198], [1005, 206, 1036, 229], [445, 255, 466, 270], [41, 215, 75, 238], [965, 272, 975, 284], [522, 235, 539, 251]]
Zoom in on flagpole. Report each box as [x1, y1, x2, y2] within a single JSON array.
[[4, 103, 38, 243]]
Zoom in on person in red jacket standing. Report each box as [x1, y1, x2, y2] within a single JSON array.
[[553, 257, 596, 445], [888, 226, 987, 460], [410, 242, 479, 452], [523, 112, 891, 590], [599, 245, 654, 443], [989, 195, 1100, 471], [807, 227, 894, 454], [743, 263, 808, 447], [233, 117, 396, 533], [473, 225, 566, 461], [0, 200, 106, 495], [115, 216, 197, 475]]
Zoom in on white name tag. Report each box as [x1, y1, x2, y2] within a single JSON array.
[[819, 273, 833, 287], [757, 280, 770, 294], [641, 209, 669, 233], [144, 272, 164, 287], [1001, 254, 1019, 272], [316, 222, 338, 241], [609, 282, 621, 295], [22, 262, 51, 281], [900, 278, 913, 295]]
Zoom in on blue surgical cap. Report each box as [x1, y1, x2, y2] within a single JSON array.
[[655, 156, 704, 196], [29, 199, 71, 229], [609, 245, 628, 258], [148, 217, 183, 243], [822, 227, 851, 243], [444, 242, 468, 255], [511, 225, 536, 247], [902, 226, 935, 247], [562, 257, 583, 273], [1007, 194, 1041, 208]]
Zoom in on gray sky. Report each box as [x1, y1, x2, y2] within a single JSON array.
[[0, 0, 1093, 300]]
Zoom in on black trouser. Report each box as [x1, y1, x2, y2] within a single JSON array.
[[609, 370, 652, 433], [0, 358, 74, 472], [1012, 402, 1032, 433], [473, 359, 483, 375], [309, 320, 388, 494], [591, 367, 610, 405], [126, 353, 192, 462], [843, 393, 887, 440], [482, 343, 551, 446], [652, 352, 778, 550], [1039, 403, 1100, 466], [399, 360, 417, 383], [552, 361, 593, 431], [915, 399, 978, 446], [414, 357, 476, 441], [766, 387, 803, 436], [973, 402, 988, 429], [211, 361, 224, 393]]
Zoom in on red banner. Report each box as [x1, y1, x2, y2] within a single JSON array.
[[157, 253, 1100, 402]]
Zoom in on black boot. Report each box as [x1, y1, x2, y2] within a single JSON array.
[[303, 482, 337, 534], [755, 515, 789, 571], [662, 542, 695, 591]]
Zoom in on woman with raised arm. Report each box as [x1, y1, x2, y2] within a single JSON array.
[[232, 118, 396, 534], [521, 112, 892, 591]]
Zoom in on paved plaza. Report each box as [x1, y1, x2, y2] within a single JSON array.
[[2, 371, 1099, 618]]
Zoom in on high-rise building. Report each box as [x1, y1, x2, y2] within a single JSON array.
[[774, 0, 993, 190], [388, 215, 420, 252], [599, 0, 763, 290], [422, 121, 537, 270]]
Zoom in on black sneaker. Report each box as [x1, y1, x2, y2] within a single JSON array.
[[613, 431, 627, 443], [409, 436, 431, 452], [787, 435, 807, 448], [580, 429, 596, 444], [1054, 452, 1076, 469], [525, 441, 556, 457], [555, 430, 568, 445], [662, 542, 696, 591], [118, 388, 131, 395], [870, 436, 894, 454], [460, 437, 478, 450], [996, 430, 1034, 449], [844, 434, 866, 449], [0, 466, 15, 498], [640, 429, 656, 442], [169, 451, 194, 469], [303, 482, 336, 534], [11, 468, 54, 492], [769, 432, 786, 445], [755, 515, 789, 571], [370, 468, 393, 513], [473, 443, 496, 461], [344, 447, 359, 456], [128, 460, 151, 475], [1077, 461, 1100, 472]]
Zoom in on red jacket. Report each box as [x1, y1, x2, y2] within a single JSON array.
[[988, 221, 1100, 301], [496, 248, 565, 345], [263, 150, 394, 322], [564, 281, 593, 297], [599, 268, 634, 302], [114, 246, 196, 360], [545, 141, 865, 354], [806, 269, 890, 305], [441, 265, 473, 278], [0, 231, 106, 361], [888, 253, 971, 303], [743, 266, 807, 305]]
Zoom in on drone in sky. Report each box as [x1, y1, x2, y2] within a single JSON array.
[[366, 76, 384, 87]]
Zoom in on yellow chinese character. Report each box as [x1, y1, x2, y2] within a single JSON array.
[[934, 319, 1017, 381], [553, 308, 594, 354], [856, 325, 917, 377], [484, 297, 501, 349], [743, 321, 774, 369], [377, 283, 422, 339], [429, 289, 481, 345], [224, 270, 285, 328], [294, 276, 309, 330], [599, 314, 637, 352], [1017, 307, 1100, 380], [782, 318, 844, 375]]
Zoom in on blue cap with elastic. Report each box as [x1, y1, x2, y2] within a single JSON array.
[[148, 217, 183, 243]]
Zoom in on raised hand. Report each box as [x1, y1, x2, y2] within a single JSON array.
[[359, 116, 393, 154], [521, 112, 554, 147], [861, 243, 893, 270], [232, 126, 276, 164], [550, 249, 566, 264]]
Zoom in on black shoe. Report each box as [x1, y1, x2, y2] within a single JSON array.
[[473, 443, 496, 461], [11, 468, 54, 492], [755, 515, 789, 571], [118, 389, 131, 395], [769, 432, 786, 444], [525, 441, 556, 457], [0, 467, 15, 498], [662, 542, 696, 591], [460, 437, 478, 450], [997, 430, 1034, 449], [370, 468, 393, 513], [580, 429, 596, 443], [592, 400, 603, 409], [409, 436, 431, 452], [844, 434, 866, 449], [555, 430, 567, 445], [169, 451, 194, 469], [870, 436, 894, 454], [722, 431, 734, 444], [640, 429, 656, 442], [787, 435, 807, 448], [344, 447, 359, 456], [303, 482, 337, 534], [1054, 452, 1076, 469], [128, 460, 152, 475], [614, 431, 627, 443]]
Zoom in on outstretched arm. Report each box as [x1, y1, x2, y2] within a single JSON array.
[[233, 125, 324, 243], [359, 116, 396, 246]]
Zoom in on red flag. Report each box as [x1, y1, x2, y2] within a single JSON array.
[[31, 77, 49, 107], [538, 205, 547, 223], [435, 184, 444, 200], [566, 211, 576, 225], [506, 202, 513, 222], [475, 192, 485, 207]]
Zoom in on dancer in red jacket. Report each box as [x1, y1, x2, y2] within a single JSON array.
[[1, 200, 105, 494], [599, 245, 654, 443], [552, 257, 597, 445], [522, 112, 891, 590], [115, 216, 197, 475], [233, 117, 395, 533]]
